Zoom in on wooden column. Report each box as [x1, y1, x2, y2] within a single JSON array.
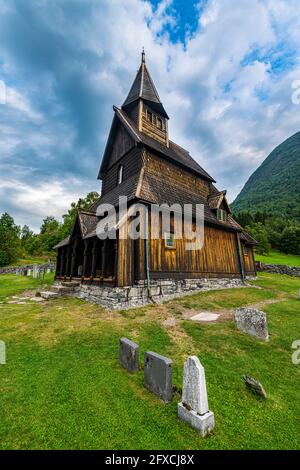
[[82, 239, 90, 278], [60, 247, 67, 277], [91, 239, 99, 279], [55, 249, 62, 277], [70, 240, 79, 279], [101, 239, 108, 277], [114, 242, 118, 284], [236, 233, 245, 282], [65, 246, 72, 278]]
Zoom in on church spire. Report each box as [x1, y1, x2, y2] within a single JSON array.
[[122, 52, 169, 119]]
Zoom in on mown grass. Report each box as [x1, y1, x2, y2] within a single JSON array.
[[0, 273, 299, 449], [0, 273, 54, 301], [255, 250, 300, 267]]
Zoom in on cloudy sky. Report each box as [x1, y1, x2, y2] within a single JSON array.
[[0, 0, 300, 231]]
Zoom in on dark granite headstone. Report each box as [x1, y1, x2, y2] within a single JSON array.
[[144, 351, 173, 403], [119, 338, 139, 373]]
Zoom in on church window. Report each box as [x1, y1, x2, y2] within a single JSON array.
[[217, 209, 228, 223], [146, 110, 153, 123], [164, 232, 175, 249], [157, 117, 163, 130]]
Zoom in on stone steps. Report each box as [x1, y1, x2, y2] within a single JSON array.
[[40, 291, 60, 300], [50, 285, 76, 294]]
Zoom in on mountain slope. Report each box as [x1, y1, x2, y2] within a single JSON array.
[[232, 132, 300, 221]]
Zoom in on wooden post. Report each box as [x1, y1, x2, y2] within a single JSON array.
[[91, 239, 99, 279], [236, 233, 245, 282], [65, 246, 72, 278], [101, 239, 108, 277], [60, 247, 66, 277], [55, 248, 62, 278], [70, 240, 78, 279], [114, 241, 118, 284], [82, 239, 90, 278]]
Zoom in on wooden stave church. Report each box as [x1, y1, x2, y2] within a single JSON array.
[[54, 52, 257, 288]]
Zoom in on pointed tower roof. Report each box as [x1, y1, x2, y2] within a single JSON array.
[[122, 50, 169, 119]]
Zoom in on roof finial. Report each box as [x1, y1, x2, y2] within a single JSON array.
[[141, 47, 145, 64]]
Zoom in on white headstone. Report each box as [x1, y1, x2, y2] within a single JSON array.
[[182, 356, 209, 415], [178, 356, 214, 436], [27, 269, 31, 276], [32, 265, 38, 279]]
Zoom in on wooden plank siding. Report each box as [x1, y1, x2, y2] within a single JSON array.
[[117, 218, 135, 287], [141, 105, 168, 146], [242, 244, 256, 276], [148, 218, 241, 279], [102, 147, 141, 196]]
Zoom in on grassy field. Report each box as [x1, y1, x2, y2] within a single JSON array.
[[6, 253, 56, 267], [0, 272, 299, 450], [255, 250, 300, 267]]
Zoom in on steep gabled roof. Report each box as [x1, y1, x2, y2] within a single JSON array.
[[122, 53, 169, 119], [208, 190, 232, 213], [106, 106, 215, 182]]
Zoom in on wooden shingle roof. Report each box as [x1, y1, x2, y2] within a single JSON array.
[[113, 106, 215, 182], [122, 56, 169, 119]]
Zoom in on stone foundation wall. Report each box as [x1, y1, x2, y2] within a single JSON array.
[[0, 262, 56, 275], [70, 277, 250, 310], [256, 262, 300, 277]]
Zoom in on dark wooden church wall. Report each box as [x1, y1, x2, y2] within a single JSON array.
[[102, 147, 141, 195], [107, 124, 135, 169]]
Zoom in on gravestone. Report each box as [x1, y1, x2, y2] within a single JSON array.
[[32, 265, 38, 279], [119, 338, 139, 373], [243, 375, 267, 399], [27, 269, 31, 277], [178, 356, 214, 437], [234, 308, 269, 341], [144, 352, 173, 403], [0, 340, 5, 364]]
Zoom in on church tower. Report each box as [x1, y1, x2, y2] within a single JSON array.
[[122, 50, 169, 147]]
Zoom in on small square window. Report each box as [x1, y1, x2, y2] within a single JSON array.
[[165, 232, 175, 249], [146, 110, 153, 123], [217, 209, 228, 223], [157, 117, 163, 130]]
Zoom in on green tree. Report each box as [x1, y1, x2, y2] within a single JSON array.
[[279, 224, 300, 255], [0, 213, 22, 266], [60, 191, 99, 238], [245, 223, 271, 255], [234, 211, 254, 228], [21, 225, 35, 252], [39, 216, 62, 252]]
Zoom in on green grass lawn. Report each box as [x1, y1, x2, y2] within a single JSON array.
[[7, 253, 56, 267], [255, 250, 300, 267], [0, 273, 54, 301], [0, 272, 299, 450]]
